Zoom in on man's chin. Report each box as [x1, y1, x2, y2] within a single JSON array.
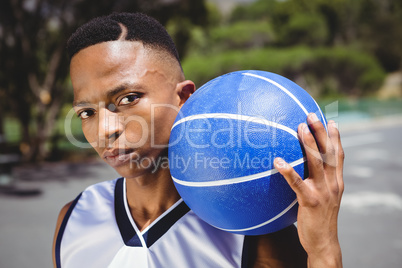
[[105, 152, 171, 178]]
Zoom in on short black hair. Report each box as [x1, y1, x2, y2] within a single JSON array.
[[67, 12, 180, 63]]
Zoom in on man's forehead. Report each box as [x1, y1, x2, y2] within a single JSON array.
[[70, 41, 147, 88], [70, 40, 179, 79], [70, 40, 182, 104], [70, 40, 145, 69], [76, 40, 143, 55]]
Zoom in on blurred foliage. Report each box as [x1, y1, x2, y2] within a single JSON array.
[[210, 21, 275, 50], [0, 0, 207, 161], [229, 0, 402, 72], [1, 0, 401, 160], [183, 46, 385, 97], [275, 13, 328, 47], [186, 21, 275, 56], [230, 0, 277, 22], [183, 0, 401, 97]]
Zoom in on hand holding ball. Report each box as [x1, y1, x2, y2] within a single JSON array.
[[168, 70, 327, 235]]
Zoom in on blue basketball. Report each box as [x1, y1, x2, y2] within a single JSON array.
[[168, 70, 327, 235]]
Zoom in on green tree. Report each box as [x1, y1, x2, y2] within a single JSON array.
[[229, 0, 402, 71], [229, 0, 277, 23], [0, 0, 207, 161], [276, 13, 328, 46], [356, 0, 402, 71]]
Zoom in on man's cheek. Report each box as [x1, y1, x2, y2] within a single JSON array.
[[82, 124, 101, 149], [124, 117, 150, 148]]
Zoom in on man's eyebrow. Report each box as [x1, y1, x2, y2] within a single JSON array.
[[72, 101, 91, 107], [72, 83, 142, 107], [106, 82, 142, 99]]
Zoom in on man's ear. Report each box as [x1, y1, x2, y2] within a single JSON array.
[[177, 80, 196, 107]]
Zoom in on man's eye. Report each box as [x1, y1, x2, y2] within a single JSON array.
[[78, 110, 94, 119], [119, 94, 139, 105]]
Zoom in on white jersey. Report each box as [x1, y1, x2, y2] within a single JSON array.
[[55, 178, 250, 267]]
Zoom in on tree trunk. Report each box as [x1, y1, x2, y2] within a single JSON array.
[[0, 110, 5, 153], [30, 94, 63, 161], [24, 44, 65, 162]]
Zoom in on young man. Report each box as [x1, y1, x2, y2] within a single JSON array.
[[53, 13, 344, 267]]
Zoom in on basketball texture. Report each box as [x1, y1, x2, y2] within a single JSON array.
[[168, 70, 327, 235]]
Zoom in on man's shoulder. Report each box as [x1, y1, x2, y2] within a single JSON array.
[[83, 177, 122, 193], [54, 178, 120, 222], [77, 177, 123, 205]]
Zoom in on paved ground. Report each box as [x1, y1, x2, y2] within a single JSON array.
[[338, 116, 402, 268], [0, 116, 402, 268], [0, 161, 120, 268]]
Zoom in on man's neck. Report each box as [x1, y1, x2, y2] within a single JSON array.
[[125, 167, 180, 231]]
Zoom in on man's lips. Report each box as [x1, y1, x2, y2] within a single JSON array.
[[103, 148, 135, 158], [103, 148, 135, 166]]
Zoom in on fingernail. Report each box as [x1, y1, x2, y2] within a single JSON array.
[[275, 157, 287, 169], [301, 123, 310, 134], [309, 113, 319, 123], [329, 121, 338, 129]]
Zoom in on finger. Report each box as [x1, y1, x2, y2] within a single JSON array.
[[306, 113, 327, 152], [327, 120, 344, 170], [328, 120, 345, 194], [297, 123, 324, 181], [307, 113, 337, 170], [274, 157, 312, 199]]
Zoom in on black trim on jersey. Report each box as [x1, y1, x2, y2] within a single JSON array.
[[55, 192, 83, 268], [241, 236, 252, 268], [143, 201, 190, 247], [114, 177, 191, 248], [114, 177, 140, 246]]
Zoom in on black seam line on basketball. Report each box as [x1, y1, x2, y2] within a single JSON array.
[[215, 199, 298, 233], [171, 113, 298, 138], [143, 201, 190, 248], [114, 177, 142, 247], [55, 192, 83, 268], [171, 157, 306, 187]]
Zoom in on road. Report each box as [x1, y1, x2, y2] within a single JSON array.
[[338, 117, 402, 268], [0, 116, 401, 268]]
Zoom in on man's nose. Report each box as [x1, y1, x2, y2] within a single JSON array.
[[98, 107, 124, 147]]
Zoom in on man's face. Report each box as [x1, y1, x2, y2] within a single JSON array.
[[70, 41, 189, 178]]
